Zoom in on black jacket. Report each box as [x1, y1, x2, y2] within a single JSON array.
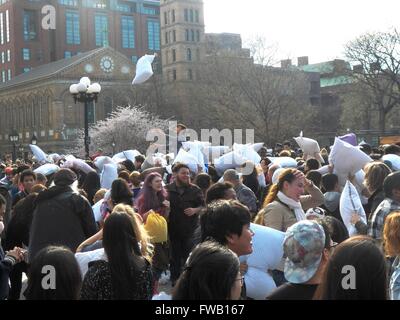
[[0, 186, 12, 242], [12, 191, 28, 208], [0, 246, 15, 300], [28, 186, 97, 261], [166, 182, 204, 239]]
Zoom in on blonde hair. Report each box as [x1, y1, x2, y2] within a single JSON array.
[[31, 184, 47, 193], [383, 211, 400, 257], [112, 204, 152, 260], [279, 150, 291, 157], [93, 188, 107, 204]]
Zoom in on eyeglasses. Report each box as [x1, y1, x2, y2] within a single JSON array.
[[329, 242, 338, 250], [236, 276, 245, 287]]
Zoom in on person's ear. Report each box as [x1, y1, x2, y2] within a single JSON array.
[[282, 181, 289, 190], [322, 248, 330, 261], [393, 189, 400, 199], [226, 234, 236, 245]]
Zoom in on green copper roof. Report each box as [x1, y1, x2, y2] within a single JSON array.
[[299, 61, 352, 75], [321, 75, 354, 87]]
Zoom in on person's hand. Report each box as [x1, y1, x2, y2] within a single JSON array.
[[162, 200, 170, 208], [240, 262, 248, 275], [6, 247, 24, 263], [304, 177, 314, 189], [328, 164, 334, 174], [294, 170, 305, 181], [184, 208, 197, 216], [350, 212, 361, 225]]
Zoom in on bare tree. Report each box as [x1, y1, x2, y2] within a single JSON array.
[[345, 29, 400, 133], [196, 37, 317, 145]]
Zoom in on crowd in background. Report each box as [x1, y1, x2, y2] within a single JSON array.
[[1, 128, 400, 300]]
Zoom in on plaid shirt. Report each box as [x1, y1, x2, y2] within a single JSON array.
[[368, 198, 400, 240]]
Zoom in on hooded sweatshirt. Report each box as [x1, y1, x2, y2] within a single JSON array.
[[323, 191, 342, 222]]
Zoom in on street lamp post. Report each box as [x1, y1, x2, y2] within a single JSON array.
[[69, 77, 101, 159], [19, 145, 24, 161], [9, 131, 19, 162], [31, 133, 37, 145]]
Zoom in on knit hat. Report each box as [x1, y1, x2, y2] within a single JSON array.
[[53, 168, 77, 186], [283, 220, 326, 284]]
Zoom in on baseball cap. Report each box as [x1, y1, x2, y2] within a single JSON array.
[[283, 220, 326, 284]]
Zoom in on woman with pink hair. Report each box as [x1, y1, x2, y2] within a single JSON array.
[[135, 172, 170, 293], [136, 172, 169, 222]]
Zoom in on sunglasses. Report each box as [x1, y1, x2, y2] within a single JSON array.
[[329, 242, 339, 249], [236, 276, 245, 286]]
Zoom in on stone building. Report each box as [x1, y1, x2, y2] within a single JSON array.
[[0, 46, 136, 155]]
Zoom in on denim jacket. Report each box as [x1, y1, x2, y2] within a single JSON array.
[[390, 256, 400, 300]]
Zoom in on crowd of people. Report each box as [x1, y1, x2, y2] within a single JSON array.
[[1, 132, 400, 300]]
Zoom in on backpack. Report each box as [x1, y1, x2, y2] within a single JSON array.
[[144, 210, 168, 243]]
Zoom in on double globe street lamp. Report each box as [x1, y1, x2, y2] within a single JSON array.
[[69, 77, 101, 159]]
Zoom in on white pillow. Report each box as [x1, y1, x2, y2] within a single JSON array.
[[242, 223, 285, 271], [353, 170, 368, 205], [184, 144, 206, 171], [181, 140, 210, 150], [47, 153, 61, 163], [272, 168, 285, 184], [238, 145, 261, 165], [112, 150, 141, 163], [214, 151, 245, 176], [65, 154, 76, 162], [73, 159, 96, 174], [252, 143, 265, 152], [202, 146, 230, 163], [294, 132, 324, 164], [60, 159, 74, 170], [268, 157, 297, 168], [317, 165, 330, 175], [29, 144, 48, 163], [244, 267, 277, 300], [232, 143, 261, 164], [258, 172, 267, 188], [382, 154, 400, 171], [340, 181, 367, 236], [34, 163, 60, 176], [173, 148, 201, 174], [132, 54, 155, 85], [329, 138, 372, 186], [100, 163, 118, 189], [75, 248, 106, 278], [92, 199, 104, 222], [94, 156, 116, 172]]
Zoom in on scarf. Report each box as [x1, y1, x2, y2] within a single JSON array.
[[277, 191, 306, 222]]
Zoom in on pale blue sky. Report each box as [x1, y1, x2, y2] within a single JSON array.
[[203, 0, 400, 64]]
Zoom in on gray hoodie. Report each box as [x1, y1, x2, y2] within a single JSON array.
[[324, 191, 341, 212]]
